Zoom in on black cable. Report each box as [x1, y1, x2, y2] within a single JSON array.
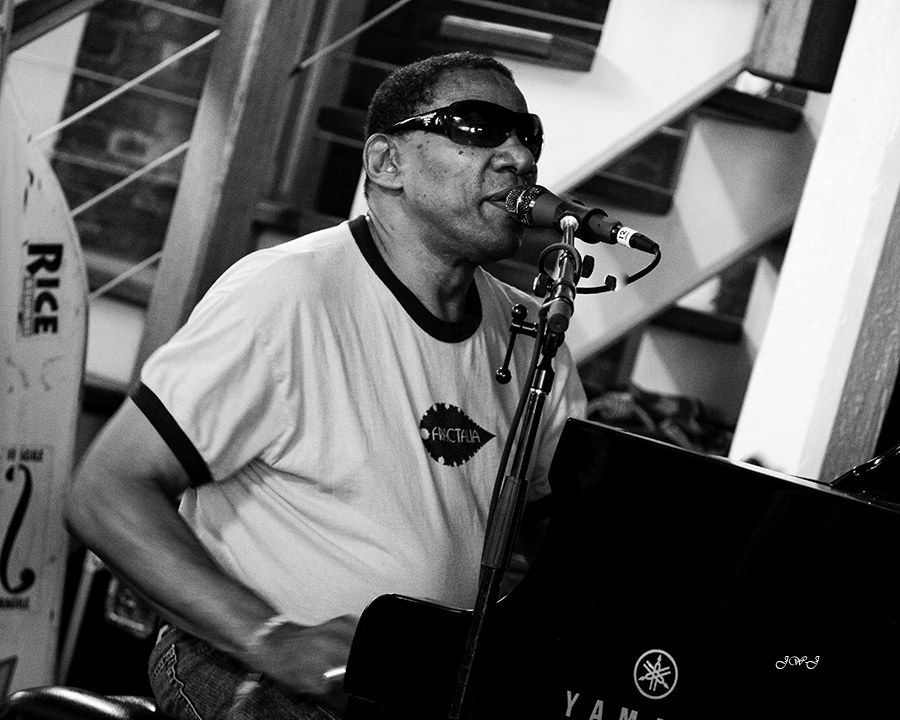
[[576, 246, 662, 293], [624, 246, 662, 285], [573, 278, 616, 295]]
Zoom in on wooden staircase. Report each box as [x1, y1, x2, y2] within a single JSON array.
[[281, 0, 827, 428], [14, 0, 887, 478]]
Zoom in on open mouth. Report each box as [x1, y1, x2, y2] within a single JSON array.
[[487, 187, 522, 209]]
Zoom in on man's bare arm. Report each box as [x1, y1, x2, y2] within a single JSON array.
[[64, 399, 355, 702]]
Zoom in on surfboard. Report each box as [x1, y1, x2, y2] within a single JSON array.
[[0, 56, 89, 695]]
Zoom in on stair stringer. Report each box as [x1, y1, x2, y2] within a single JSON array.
[[562, 110, 818, 365], [504, 0, 765, 194]]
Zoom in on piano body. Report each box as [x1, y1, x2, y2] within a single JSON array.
[[344, 419, 900, 719]]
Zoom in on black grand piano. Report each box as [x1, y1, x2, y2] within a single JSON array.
[[344, 419, 900, 719]]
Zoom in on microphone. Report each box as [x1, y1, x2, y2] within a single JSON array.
[[505, 185, 658, 254]]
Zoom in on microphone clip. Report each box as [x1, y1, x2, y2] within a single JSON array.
[[534, 233, 617, 333], [534, 252, 598, 297]]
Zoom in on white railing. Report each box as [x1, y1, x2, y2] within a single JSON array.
[[17, 0, 222, 301]]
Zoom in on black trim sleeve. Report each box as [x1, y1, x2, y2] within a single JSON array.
[[131, 382, 213, 487]]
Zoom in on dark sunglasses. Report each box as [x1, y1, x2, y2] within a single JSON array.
[[382, 99, 543, 161]]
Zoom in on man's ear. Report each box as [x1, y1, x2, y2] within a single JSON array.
[[363, 135, 403, 191]]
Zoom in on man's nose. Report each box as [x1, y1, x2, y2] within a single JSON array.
[[493, 134, 537, 177]]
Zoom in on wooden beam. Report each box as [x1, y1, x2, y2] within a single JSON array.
[[748, 0, 857, 92], [730, 0, 900, 480], [0, 0, 12, 85], [820, 190, 900, 479], [269, 0, 369, 214], [134, 0, 327, 373]]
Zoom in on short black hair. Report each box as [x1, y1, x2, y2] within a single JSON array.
[[364, 52, 515, 139]]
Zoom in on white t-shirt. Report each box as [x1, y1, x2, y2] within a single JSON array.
[[136, 217, 586, 624]]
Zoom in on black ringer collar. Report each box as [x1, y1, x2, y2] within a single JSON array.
[[349, 215, 482, 343]]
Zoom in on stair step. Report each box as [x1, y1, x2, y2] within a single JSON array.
[[318, 106, 366, 141], [255, 200, 346, 237], [574, 173, 675, 216], [698, 87, 805, 132], [652, 305, 743, 343]]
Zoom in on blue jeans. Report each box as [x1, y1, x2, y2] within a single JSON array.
[[148, 625, 339, 720]]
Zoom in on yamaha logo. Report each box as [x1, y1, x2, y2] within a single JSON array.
[[633, 649, 678, 699]]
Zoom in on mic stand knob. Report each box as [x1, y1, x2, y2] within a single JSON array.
[[495, 304, 537, 384], [581, 255, 595, 279]]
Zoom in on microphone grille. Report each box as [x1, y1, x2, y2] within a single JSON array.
[[505, 185, 548, 226]]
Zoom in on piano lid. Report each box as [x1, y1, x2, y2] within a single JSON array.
[[346, 419, 900, 719]]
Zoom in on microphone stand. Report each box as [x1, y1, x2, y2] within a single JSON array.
[[448, 217, 582, 720]]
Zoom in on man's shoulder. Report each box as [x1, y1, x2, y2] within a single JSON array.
[[218, 221, 357, 289], [186, 222, 363, 324], [256, 221, 356, 268], [274, 219, 357, 256]]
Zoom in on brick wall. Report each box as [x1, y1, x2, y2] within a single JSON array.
[[51, 0, 224, 280]]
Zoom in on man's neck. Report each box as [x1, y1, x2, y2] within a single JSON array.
[[367, 212, 476, 323]]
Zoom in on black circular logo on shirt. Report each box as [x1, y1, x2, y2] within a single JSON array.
[[419, 403, 495, 467]]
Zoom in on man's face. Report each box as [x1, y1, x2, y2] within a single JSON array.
[[395, 69, 539, 266]]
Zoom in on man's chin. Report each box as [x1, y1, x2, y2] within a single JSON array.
[[479, 232, 523, 267]]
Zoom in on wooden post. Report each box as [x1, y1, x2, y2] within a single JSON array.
[[0, 0, 12, 90], [135, 0, 328, 372], [747, 0, 857, 92], [731, 0, 900, 480]]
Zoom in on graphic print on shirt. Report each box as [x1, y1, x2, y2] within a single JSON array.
[[419, 403, 495, 467]]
